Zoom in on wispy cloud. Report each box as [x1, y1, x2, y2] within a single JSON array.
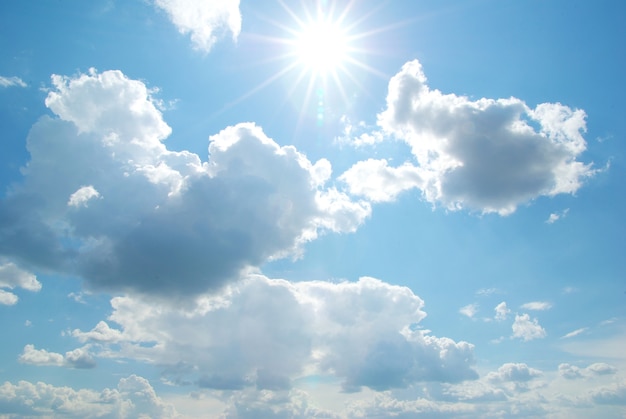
[[561, 327, 588, 339], [520, 301, 552, 311], [0, 75, 27, 88], [546, 208, 569, 224]]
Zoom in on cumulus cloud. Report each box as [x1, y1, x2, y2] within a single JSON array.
[[71, 275, 477, 392], [559, 363, 617, 380], [18, 344, 96, 369], [0, 75, 27, 88], [153, 0, 241, 52], [344, 59, 595, 215], [0, 69, 369, 298], [512, 314, 547, 341], [520, 301, 552, 311], [487, 363, 543, 383], [494, 301, 510, 321], [0, 262, 41, 305], [589, 381, 626, 405], [340, 159, 423, 202], [0, 375, 179, 418]]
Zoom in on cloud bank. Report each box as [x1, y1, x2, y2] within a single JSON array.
[[71, 274, 478, 393]]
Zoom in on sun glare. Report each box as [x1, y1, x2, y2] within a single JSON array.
[[295, 20, 348, 75]]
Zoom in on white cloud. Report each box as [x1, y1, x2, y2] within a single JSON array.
[[561, 327, 588, 339], [459, 303, 479, 318], [18, 344, 64, 367], [0, 375, 179, 418], [18, 344, 96, 369], [68, 185, 101, 207], [0, 263, 41, 305], [520, 301, 552, 311], [0, 69, 369, 298], [494, 301, 510, 321], [487, 363, 543, 383], [546, 208, 569, 224], [350, 59, 596, 215], [0, 262, 41, 291], [71, 275, 477, 392], [559, 363, 617, 380], [0, 289, 18, 305], [339, 159, 423, 202], [589, 381, 626, 405], [153, 0, 241, 52], [512, 313, 547, 341], [0, 75, 27, 88]]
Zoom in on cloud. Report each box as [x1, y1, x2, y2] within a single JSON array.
[[345, 59, 595, 215], [0, 75, 27, 88], [0, 375, 179, 418], [0, 263, 41, 305], [589, 381, 626, 405], [340, 159, 422, 202], [71, 275, 477, 392], [546, 208, 569, 224], [559, 363, 617, 380], [494, 301, 510, 321], [153, 0, 241, 52], [512, 314, 546, 341], [459, 303, 479, 318], [67, 185, 101, 207], [561, 327, 588, 339], [0, 69, 369, 298], [18, 344, 96, 369], [520, 301, 552, 311], [487, 363, 543, 383]]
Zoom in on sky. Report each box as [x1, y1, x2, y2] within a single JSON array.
[[0, 0, 625, 417]]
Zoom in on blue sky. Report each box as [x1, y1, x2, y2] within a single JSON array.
[[0, 0, 625, 417]]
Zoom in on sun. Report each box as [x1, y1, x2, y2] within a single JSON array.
[[294, 19, 348, 75]]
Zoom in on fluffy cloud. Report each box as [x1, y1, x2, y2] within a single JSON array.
[[512, 314, 546, 341], [520, 301, 552, 311], [0, 262, 41, 305], [0, 69, 369, 298], [0, 75, 27, 88], [343, 59, 595, 215], [0, 375, 179, 418], [487, 363, 542, 383], [153, 0, 241, 52], [18, 344, 96, 369], [71, 275, 477, 392], [589, 381, 626, 405], [339, 159, 422, 203]]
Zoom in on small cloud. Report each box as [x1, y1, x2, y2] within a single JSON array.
[[24, 320, 32, 327], [561, 327, 588, 339], [546, 208, 569, 224], [520, 301, 552, 311], [562, 286, 578, 294], [476, 288, 498, 297], [494, 301, 510, 321], [512, 313, 547, 341], [599, 317, 618, 326], [18, 344, 96, 369], [0, 75, 27, 88], [459, 303, 479, 318], [68, 292, 87, 304], [67, 185, 101, 207]]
